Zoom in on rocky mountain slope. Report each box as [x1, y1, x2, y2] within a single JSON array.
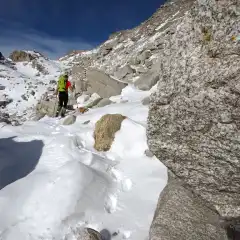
[[0, 0, 239, 239], [0, 51, 64, 124], [35, 0, 196, 121], [60, 0, 195, 86], [0, 0, 195, 125]]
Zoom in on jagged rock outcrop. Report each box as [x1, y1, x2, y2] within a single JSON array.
[[32, 59, 49, 75], [94, 114, 126, 151], [0, 52, 4, 61], [147, 0, 240, 239], [9, 50, 41, 62]]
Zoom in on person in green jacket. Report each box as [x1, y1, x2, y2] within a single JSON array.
[[55, 73, 73, 117]]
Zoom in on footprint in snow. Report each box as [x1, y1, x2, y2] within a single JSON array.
[[121, 178, 132, 192], [104, 194, 117, 214]]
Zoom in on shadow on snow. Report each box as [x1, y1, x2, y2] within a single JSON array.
[[0, 137, 44, 190]]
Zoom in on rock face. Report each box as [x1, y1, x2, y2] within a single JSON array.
[[149, 176, 228, 240], [72, 66, 127, 98], [147, 0, 240, 238], [86, 69, 127, 98], [72, 65, 87, 95], [94, 114, 126, 151]]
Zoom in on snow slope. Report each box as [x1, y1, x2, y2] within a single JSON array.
[[0, 86, 167, 240], [0, 54, 64, 122]]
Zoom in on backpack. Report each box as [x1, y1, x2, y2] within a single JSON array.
[[58, 75, 67, 92]]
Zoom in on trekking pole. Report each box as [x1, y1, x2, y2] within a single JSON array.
[[53, 95, 58, 117]]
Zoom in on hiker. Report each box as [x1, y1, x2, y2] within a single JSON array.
[[55, 73, 73, 117]]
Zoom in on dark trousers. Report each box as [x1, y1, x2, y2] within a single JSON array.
[[58, 92, 68, 108]]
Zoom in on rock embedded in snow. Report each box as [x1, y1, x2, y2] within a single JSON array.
[[83, 120, 90, 125], [49, 80, 57, 85], [85, 97, 102, 109], [94, 114, 126, 151], [47, 86, 55, 92], [147, 0, 240, 239], [144, 149, 154, 158], [62, 115, 76, 125], [30, 90, 35, 96], [93, 98, 112, 108], [0, 85, 6, 90], [21, 94, 28, 101], [141, 96, 150, 105], [100, 229, 112, 240], [149, 177, 228, 240], [70, 228, 102, 240]]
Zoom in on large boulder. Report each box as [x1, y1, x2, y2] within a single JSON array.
[[149, 176, 228, 240], [147, 0, 240, 238], [36, 100, 58, 117], [134, 71, 159, 90], [9, 50, 39, 62], [94, 114, 126, 151], [114, 65, 134, 79], [141, 96, 150, 105], [86, 69, 127, 98]]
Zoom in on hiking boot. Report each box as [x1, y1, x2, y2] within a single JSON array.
[[61, 107, 66, 117], [56, 106, 62, 117]]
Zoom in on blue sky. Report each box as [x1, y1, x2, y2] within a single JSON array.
[[0, 0, 166, 59]]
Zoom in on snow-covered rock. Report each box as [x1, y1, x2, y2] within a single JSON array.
[[94, 114, 126, 151], [62, 115, 77, 125]]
